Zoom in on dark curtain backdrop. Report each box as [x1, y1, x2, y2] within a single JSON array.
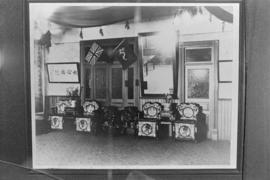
[[0, 0, 269, 180], [244, 0, 270, 179], [0, 0, 28, 164]]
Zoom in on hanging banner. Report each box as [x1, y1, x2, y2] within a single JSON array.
[[114, 39, 137, 69], [85, 42, 104, 65]]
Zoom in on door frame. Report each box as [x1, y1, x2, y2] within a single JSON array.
[[180, 40, 219, 140], [80, 37, 139, 107]]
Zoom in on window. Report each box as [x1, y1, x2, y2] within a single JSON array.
[[95, 67, 107, 99], [111, 67, 123, 99], [139, 32, 177, 97], [185, 48, 212, 63]]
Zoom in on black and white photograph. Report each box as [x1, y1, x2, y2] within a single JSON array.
[[29, 2, 240, 169], [4, 0, 270, 179]]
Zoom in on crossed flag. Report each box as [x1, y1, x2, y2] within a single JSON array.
[[85, 42, 104, 65], [85, 39, 137, 69]]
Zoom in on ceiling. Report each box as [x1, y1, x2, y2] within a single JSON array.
[[49, 6, 233, 28]]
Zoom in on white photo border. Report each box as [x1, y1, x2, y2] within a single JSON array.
[[29, 2, 241, 170]]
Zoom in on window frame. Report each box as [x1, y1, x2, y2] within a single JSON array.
[[139, 32, 179, 98]]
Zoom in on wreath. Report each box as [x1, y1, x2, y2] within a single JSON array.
[[141, 123, 153, 135]]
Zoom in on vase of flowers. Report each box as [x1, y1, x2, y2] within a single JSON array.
[[66, 86, 80, 109], [163, 93, 173, 111]]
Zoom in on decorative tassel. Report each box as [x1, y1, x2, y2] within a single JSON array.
[[79, 27, 83, 39], [99, 27, 104, 36], [125, 20, 130, 30], [222, 21, 225, 32]]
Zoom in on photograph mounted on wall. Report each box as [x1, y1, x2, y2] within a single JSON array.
[[47, 63, 80, 83], [29, 2, 242, 170]]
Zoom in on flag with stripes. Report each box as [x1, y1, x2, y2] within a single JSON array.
[[85, 42, 104, 65]]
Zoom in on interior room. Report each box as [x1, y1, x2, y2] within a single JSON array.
[[29, 3, 239, 169], [3, 0, 270, 179]]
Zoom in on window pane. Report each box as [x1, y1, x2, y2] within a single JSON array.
[[141, 33, 175, 95], [187, 69, 209, 99], [85, 68, 91, 98], [185, 48, 211, 62], [95, 67, 106, 99], [128, 67, 134, 99], [111, 68, 122, 99]]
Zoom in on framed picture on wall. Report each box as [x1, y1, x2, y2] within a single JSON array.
[[218, 60, 233, 83], [47, 63, 80, 83], [27, 1, 245, 179]]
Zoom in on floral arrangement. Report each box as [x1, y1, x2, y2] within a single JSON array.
[[66, 86, 79, 97], [164, 93, 173, 103]]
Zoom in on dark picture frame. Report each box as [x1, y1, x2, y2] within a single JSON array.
[[25, 0, 246, 179], [218, 60, 233, 83]]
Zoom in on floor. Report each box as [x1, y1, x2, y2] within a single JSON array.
[[34, 130, 230, 169]]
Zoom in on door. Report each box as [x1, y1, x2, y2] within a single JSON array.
[[182, 41, 218, 140], [110, 64, 124, 107], [93, 64, 108, 104], [125, 65, 136, 106], [185, 65, 214, 138], [90, 62, 137, 108], [109, 62, 137, 107], [81, 37, 139, 108]]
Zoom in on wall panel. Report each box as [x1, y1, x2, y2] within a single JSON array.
[[218, 100, 232, 140]]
